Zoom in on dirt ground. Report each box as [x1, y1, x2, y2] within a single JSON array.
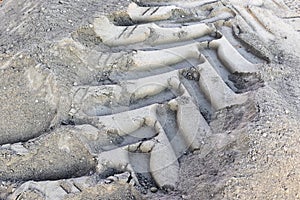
[[0, 0, 300, 199]]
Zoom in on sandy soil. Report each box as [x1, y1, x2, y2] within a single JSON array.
[[0, 0, 299, 199]]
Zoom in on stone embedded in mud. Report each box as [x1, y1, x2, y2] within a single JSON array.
[[150, 186, 158, 193]]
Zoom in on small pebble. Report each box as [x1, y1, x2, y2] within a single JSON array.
[[104, 179, 113, 184], [107, 176, 118, 182], [150, 187, 158, 193]]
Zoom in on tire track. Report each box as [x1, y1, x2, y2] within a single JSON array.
[[4, 0, 268, 199]]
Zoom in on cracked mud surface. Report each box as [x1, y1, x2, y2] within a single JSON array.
[[0, 0, 300, 199]]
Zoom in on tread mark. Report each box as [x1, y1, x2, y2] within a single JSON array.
[[282, 16, 300, 19], [271, 0, 282, 7], [60, 184, 71, 194], [150, 7, 160, 16], [16, 193, 22, 200], [246, 7, 274, 34], [98, 52, 103, 61], [72, 182, 83, 192], [104, 53, 113, 66], [126, 25, 139, 38], [118, 27, 129, 39], [199, 0, 219, 7], [142, 7, 151, 16]]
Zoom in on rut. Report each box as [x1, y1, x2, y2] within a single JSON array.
[[0, 0, 298, 199]]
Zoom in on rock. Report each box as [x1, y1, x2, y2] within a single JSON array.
[[150, 187, 158, 193]]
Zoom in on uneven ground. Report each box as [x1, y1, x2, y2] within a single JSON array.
[[0, 0, 300, 199]]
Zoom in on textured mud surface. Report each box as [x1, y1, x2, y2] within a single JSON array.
[[0, 0, 300, 199]]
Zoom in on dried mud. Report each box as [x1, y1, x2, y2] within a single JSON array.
[[0, 0, 300, 200]]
